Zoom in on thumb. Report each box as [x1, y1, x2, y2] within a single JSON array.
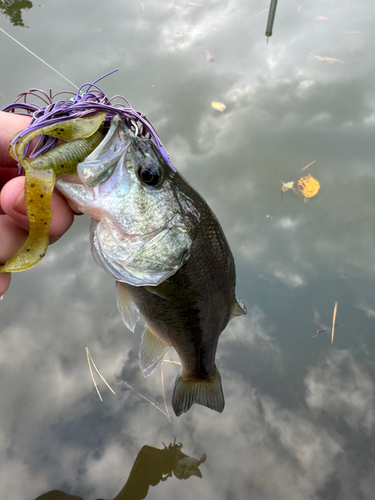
[[0, 176, 75, 243]]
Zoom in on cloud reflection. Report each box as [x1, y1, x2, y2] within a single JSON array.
[[2, 0, 375, 498], [306, 349, 375, 433]]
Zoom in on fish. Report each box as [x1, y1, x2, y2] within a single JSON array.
[[56, 116, 246, 416]]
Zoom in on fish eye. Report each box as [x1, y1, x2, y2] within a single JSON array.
[[138, 160, 162, 187]]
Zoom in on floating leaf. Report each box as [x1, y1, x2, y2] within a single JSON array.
[[312, 54, 345, 64], [211, 101, 226, 112], [281, 181, 295, 192], [301, 160, 315, 171], [281, 177, 320, 203], [297, 174, 320, 198], [205, 50, 215, 62], [280, 181, 302, 202]]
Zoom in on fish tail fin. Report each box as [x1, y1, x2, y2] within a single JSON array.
[[172, 366, 224, 417]]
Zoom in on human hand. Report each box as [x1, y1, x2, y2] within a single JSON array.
[[0, 111, 75, 295]]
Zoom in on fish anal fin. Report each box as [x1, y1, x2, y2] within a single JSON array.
[[140, 326, 170, 377], [116, 282, 140, 333], [230, 297, 247, 320], [172, 367, 224, 417]]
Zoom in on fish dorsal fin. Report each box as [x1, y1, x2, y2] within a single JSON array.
[[116, 281, 140, 333], [230, 298, 247, 320], [140, 326, 170, 377]]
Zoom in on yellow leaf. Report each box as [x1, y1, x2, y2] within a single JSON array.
[[211, 101, 226, 112], [297, 174, 320, 198], [205, 50, 215, 62], [281, 181, 295, 192]]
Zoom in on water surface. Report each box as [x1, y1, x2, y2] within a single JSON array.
[[1, 1, 375, 499]]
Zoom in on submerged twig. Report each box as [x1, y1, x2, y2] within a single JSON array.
[[331, 302, 338, 345], [123, 381, 172, 420], [301, 160, 316, 171], [86, 347, 115, 401], [296, 212, 329, 231], [313, 324, 338, 338], [161, 361, 171, 420]]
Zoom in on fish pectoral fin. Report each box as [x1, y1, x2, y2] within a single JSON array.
[[229, 297, 247, 320], [116, 281, 140, 333], [139, 326, 170, 377], [172, 367, 225, 417]]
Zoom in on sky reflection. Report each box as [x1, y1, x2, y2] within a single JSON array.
[[1, 0, 375, 498]]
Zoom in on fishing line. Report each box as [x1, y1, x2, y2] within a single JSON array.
[[0, 27, 78, 90]]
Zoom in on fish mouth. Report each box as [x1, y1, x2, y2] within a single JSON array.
[[55, 172, 86, 214], [57, 114, 131, 188], [56, 116, 132, 216], [76, 115, 131, 188]]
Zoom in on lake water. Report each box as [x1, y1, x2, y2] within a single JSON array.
[[1, 1, 375, 499]]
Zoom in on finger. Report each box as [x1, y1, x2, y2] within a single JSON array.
[[0, 273, 11, 296], [0, 111, 31, 170], [0, 176, 75, 243], [0, 215, 28, 263], [0, 167, 19, 190], [0, 112, 32, 190]]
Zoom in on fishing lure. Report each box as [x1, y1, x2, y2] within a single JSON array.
[[3, 113, 105, 272], [0, 71, 174, 273]]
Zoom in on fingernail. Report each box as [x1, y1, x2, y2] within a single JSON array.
[[14, 192, 27, 215]]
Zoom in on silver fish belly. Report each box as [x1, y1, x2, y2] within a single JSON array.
[[56, 116, 246, 416]]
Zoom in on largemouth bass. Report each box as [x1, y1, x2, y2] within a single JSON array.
[[57, 116, 246, 416]]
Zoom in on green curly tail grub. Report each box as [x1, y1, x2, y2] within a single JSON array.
[[23, 130, 104, 177], [1, 169, 55, 272], [9, 112, 107, 163], [1, 113, 106, 273]]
